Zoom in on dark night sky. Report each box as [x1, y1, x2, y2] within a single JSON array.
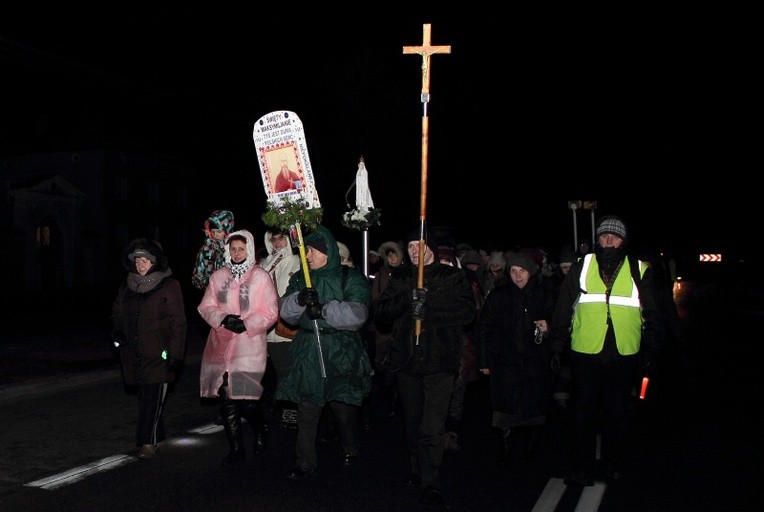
[[1, 6, 760, 264]]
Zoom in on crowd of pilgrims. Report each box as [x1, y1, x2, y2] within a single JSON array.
[[112, 209, 678, 508]]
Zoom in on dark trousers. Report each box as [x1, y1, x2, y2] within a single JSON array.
[[570, 355, 637, 476], [296, 401, 360, 470], [136, 383, 168, 446], [397, 372, 455, 491]]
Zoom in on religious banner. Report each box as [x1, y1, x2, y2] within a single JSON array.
[[253, 110, 321, 209]]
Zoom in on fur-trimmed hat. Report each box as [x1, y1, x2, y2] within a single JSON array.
[[128, 248, 156, 264], [123, 238, 167, 272]]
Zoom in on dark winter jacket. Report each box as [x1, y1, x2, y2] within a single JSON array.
[[112, 238, 187, 386], [477, 275, 557, 419], [375, 261, 475, 376]]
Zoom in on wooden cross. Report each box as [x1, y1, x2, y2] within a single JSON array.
[[403, 24, 451, 98]]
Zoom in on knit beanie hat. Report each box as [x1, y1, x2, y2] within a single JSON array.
[[308, 238, 328, 255], [506, 249, 540, 276], [596, 215, 628, 241], [407, 227, 438, 258], [462, 250, 482, 266]]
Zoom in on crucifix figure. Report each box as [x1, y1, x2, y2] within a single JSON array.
[[403, 24, 451, 106], [403, 24, 451, 340]]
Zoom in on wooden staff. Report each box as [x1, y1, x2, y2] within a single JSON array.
[[403, 24, 450, 340]]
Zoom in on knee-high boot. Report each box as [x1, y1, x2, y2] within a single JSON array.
[[219, 379, 245, 464], [241, 400, 269, 455]]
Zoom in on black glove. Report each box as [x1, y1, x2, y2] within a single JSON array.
[[166, 357, 183, 373], [306, 302, 324, 320], [221, 314, 246, 333], [412, 287, 427, 321], [111, 328, 126, 348], [297, 288, 320, 307]]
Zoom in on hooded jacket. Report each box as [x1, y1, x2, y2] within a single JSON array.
[[259, 230, 302, 342], [191, 209, 235, 290], [275, 225, 372, 406], [112, 238, 187, 385], [198, 229, 279, 400]]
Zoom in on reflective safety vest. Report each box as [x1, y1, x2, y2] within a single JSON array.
[[571, 254, 646, 355]]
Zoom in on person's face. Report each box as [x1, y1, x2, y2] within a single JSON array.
[[560, 264, 572, 275], [465, 262, 480, 272], [369, 252, 380, 263], [272, 233, 288, 250], [210, 228, 226, 241], [387, 252, 400, 267], [598, 234, 623, 249], [229, 240, 248, 263], [489, 264, 503, 276], [407, 241, 434, 266], [306, 245, 328, 269], [510, 266, 530, 288], [134, 256, 153, 276]]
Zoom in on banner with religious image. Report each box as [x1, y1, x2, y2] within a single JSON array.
[[253, 110, 321, 209]]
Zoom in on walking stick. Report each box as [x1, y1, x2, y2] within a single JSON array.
[[403, 24, 451, 343]]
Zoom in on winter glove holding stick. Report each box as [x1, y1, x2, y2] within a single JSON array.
[[297, 288, 320, 307], [412, 287, 427, 321]]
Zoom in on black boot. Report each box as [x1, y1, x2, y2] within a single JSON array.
[[524, 426, 542, 462], [219, 384, 245, 464], [241, 400, 268, 456]]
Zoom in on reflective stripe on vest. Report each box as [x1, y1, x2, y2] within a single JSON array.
[[571, 253, 644, 355]]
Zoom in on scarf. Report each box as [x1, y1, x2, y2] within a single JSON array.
[[127, 268, 173, 293], [229, 260, 252, 280]]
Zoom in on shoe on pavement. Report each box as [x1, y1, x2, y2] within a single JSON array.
[[137, 444, 157, 460], [342, 453, 358, 466], [421, 486, 445, 507], [564, 472, 594, 487], [285, 465, 315, 480]]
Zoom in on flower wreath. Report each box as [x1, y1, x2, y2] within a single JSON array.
[[341, 207, 382, 231], [262, 196, 323, 233]]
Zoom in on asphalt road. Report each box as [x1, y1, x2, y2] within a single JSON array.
[[0, 281, 759, 511]]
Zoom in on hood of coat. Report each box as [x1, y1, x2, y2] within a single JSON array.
[[204, 209, 234, 238], [304, 225, 341, 277], [224, 229, 256, 268], [378, 241, 404, 267], [263, 228, 291, 256], [122, 238, 168, 273]]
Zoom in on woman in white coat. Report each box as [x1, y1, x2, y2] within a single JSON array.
[[198, 229, 279, 464]]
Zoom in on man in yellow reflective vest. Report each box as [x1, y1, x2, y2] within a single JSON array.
[[550, 215, 662, 486]]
